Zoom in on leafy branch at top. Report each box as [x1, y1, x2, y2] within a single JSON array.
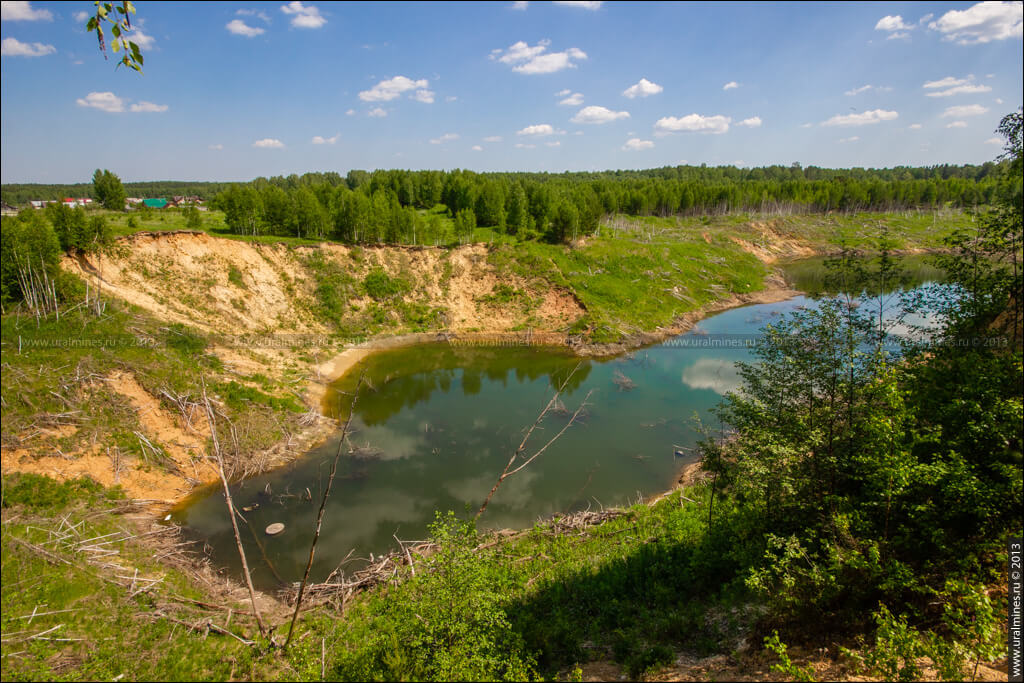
[[85, 1, 144, 73]]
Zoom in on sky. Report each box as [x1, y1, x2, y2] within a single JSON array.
[[1, 0, 1022, 183]]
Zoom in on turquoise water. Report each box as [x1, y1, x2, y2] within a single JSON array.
[[173, 266, 941, 591]]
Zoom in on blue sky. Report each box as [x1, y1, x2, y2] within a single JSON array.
[[1, 0, 1021, 182]]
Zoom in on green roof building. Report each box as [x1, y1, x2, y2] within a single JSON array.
[[142, 198, 168, 209]]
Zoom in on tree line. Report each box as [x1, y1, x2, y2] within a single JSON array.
[[0, 180, 235, 205], [209, 162, 1014, 244]]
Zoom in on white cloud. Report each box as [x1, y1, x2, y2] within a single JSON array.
[[722, 81, 739, 90], [559, 92, 584, 106], [654, 113, 731, 135], [622, 138, 654, 151], [736, 116, 762, 128], [227, 19, 265, 37], [984, 137, 1003, 144], [471, 144, 484, 151], [800, 122, 813, 129], [845, 84, 893, 96], [280, 1, 326, 28], [926, 83, 992, 97], [253, 138, 285, 148], [130, 101, 168, 113], [923, 76, 971, 88], [312, 133, 339, 144], [129, 29, 156, 50], [821, 109, 899, 126], [887, 31, 911, 40], [1, 1, 52, 21], [546, 141, 561, 147], [622, 78, 663, 98], [359, 76, 429, 102], [996, 97, 1004, 104], [941, 104, 989, 117], [209, 144, 224, 151], [445, 95, 457, 102], [516, 124, 562, 136], [875, 15, 912, 31], [515, 143, 536, 149], [73, 10, 88, 22], [345, 108, 356, 116], [839, 136, 860, 143], [368, 107, 388, 118], [556, 89, 571, 96], [411, 89, 435, 103], [928, 1, 1023, 44], [237, 8, 271, 22], [946, 121, 969, 128], [571, 105, 630, 124], [429, 133, 459, 144], [553, 1, 603, 8], [483, 135, 503, 142], [1, 36, 55, 57], [511, 0, 528, 9], [75, 91, 124, 113], [490, 40, 587, 74], [909, 123, 923, 129]]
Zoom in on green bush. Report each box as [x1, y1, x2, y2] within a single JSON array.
[[2, 473, 123, 511], [363, 267, 410, 301]]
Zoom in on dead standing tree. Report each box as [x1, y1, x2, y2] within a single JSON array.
[[201, 379, 268, 641], [284, 376, 364, 650], [476, 363, 593, 520]]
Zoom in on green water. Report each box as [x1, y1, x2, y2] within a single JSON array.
[[173, 260, 944, 591]]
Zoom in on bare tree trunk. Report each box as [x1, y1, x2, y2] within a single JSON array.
[[284, 377, 363, 649], [202, 380, 267, 640], [476, 364, 591, 520]]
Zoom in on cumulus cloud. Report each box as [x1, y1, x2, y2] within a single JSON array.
[[553, 1, 603, 8], [208, 144, 224, 151], [984, 137, 1003, 144], [411, 89, 435, 103], [1, 36, 55, 56], [736, 116, 762, 128], [821, 109, 899, 126], [345, 108, 356, 116], [887, 31, 911, 40], [946, 121, 969, 128], [490, 39, 587, 74], [483, 135, 503, 143], [516, 124, 562, 136], [546, 141, 561, 147], [76, 91, 124, 112], [515, 143, 536, 149], [570, 105, 630, 124], [654, 113, 731, 135], [472, 144, 484, 151], [73, 10, 89, 22], [359, 76, 429, 102], [875, 15, 912, 31], [429, 133, 459, 144], [312, 133, 339, 144], [622, 138, 654, 151], [252, 138, 285, 148], [280, 1, 326, 28], [368, 107, 387, 118], [1, 1, 52, 21], [227, 19, 265, 37], [511, 1, 528, 9], [722, 81, 739, 90], [129, 101, 168, 113], [839, 136, 860, 143], [129, 29, 156, 50], [559, 92, 584, 106], [928, 1, 1022, 44], [909, 123, 923, 129], [941, 104, 989, 117], [623, 78, 663, 98]]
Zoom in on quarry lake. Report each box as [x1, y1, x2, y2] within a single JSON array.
[[171, 260, 943, 591]]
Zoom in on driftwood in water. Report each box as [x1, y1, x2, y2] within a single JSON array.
[[612, 370, 636, 391]]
